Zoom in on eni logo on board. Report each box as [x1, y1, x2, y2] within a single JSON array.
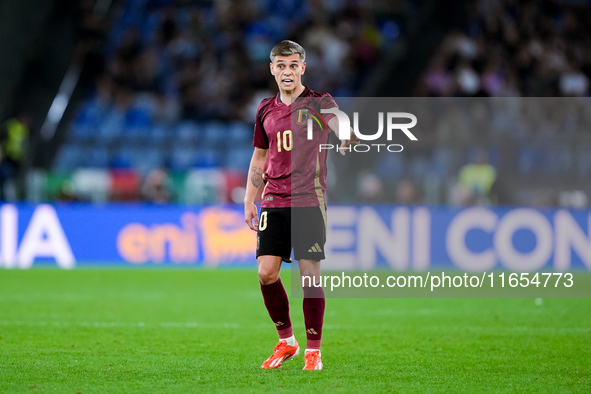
[[116, 207, 256, 265]]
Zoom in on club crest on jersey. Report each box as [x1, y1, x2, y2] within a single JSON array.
[[296, 109, 308, 125], [297, 108, 327, 131]]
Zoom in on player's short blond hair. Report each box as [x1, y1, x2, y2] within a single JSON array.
[[270, 40, 306, 63]]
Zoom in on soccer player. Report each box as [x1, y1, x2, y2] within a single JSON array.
[[244, 40, 354, 371]]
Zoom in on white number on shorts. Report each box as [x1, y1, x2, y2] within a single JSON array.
[[259, 211, 268, 231]]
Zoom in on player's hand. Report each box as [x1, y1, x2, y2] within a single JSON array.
[[244, 202, 259, 231], [338, 130, 360, 156]]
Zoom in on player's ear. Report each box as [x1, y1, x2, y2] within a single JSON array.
[[269, 62, 274, 75], [301, 62, 306, 75]]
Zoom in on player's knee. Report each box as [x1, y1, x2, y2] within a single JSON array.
[[258, 267, 279, 285], [299, 262, 320, 282], [300, 273, 321, 288], [299, 268, 317, 280]]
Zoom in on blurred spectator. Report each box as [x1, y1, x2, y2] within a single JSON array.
[[421, 55, 454, 96], [558, 190, 588, 208], [358, 173, 384, 203], [0, 111, 30, 200], [458, 149, 497, 205], [140, 168, 172, 203], [559, 62, 590, 96], [57, 180, 80, 202], [395, 179, 419, 204], [530, 188, 557, 208]]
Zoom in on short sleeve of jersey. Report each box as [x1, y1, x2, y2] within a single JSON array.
[[253, 100, 270, 149], [319, 92, 338, 124]]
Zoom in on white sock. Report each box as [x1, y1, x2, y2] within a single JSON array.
[[305, 348, 320, 354], [282, 335, 296, 346]]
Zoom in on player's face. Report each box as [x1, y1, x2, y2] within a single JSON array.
[[270, 54, 306, 92]]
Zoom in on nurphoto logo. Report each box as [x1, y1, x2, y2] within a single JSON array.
[[307, 108, 418, 153]]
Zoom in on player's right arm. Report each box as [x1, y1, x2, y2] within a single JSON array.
[[244, 147, 268, 231], [246, 98, 272, 231]]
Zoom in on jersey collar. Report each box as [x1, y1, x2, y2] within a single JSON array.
[[276, 86, 310, 106]]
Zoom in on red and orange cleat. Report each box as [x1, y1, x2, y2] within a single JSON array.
[[261, 340, 300, 369], [303, 350, 323, 370]]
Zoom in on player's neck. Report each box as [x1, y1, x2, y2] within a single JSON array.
[[279, 84, 306, 106]]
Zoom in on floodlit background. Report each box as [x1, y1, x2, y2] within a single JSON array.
[[2, 0, 409, 204], [1, 2, 590, 393], [1, 0, 590, 269]]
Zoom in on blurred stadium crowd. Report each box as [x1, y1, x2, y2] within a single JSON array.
[[3, 0, 591, 207], [418, 0, 591, 97], [51, 0, 402, 203], [344, 97, 591, 207]]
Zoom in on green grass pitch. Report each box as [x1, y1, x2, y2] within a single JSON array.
[[0, 269, 589, 393]]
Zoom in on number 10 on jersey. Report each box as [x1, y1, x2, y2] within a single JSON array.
[[277, 130, 292, 152]]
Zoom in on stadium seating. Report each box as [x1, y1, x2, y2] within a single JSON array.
[[50, 0, 399, 203]]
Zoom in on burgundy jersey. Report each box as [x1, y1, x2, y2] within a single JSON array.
[[253, 87, 338, 208]]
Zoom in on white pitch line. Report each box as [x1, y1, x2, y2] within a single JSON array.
[[0, 320, 239, 328], [0, 321, 586, 334]]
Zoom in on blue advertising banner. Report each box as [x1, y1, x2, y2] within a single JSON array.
[[0, 204, 256, 268], [0, 204, 589, 271], [323, 206, 590, 272]]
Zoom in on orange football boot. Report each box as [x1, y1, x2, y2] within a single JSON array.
[[261, 340, 300, 369], [303, 350, 323, 370]]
